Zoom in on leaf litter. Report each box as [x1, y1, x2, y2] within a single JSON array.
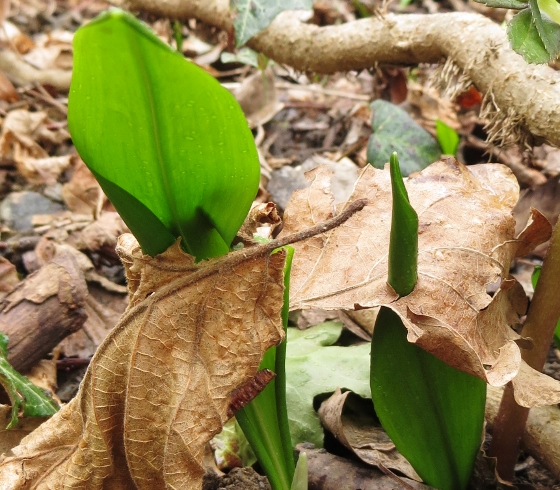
[[281, 157, 558, 408]]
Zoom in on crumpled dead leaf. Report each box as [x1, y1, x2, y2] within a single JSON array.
[[0, 109, 71, 185], [319, 388, 421, 481], [281, 158, 557, 407], [0, 234, 286, 489], [61, 158, 107, 216], [0, 257, 19, 300]]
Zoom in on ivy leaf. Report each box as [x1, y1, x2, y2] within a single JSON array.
[[367, 100, 440, 176], [508, 7, 560, 63], [0, 333, 59, 429], [231, 0, 313, 47], [69, 10, 260, 259]]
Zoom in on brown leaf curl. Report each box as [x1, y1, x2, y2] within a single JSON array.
[[281, 158, 557, 406]]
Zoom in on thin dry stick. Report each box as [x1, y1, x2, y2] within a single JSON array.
[[489, 220, 560, 480]]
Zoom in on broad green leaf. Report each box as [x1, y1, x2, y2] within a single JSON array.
[[436, 120, 460, 156], [529, 0, 560, 56], [367, 100, 440, 176], [472, 0, 527, 9], [69, 9, 260, 259], [370, 308, 486, 490], [231, 0, 313, 47], [0, 333, 59, 429], [508, 8, 560, 63], [285, 322, 371, 447], [532, 266, 560, 348]]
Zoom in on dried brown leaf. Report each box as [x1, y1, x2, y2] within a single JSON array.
[[319, 389, 421, 481], [0, 257, 19, 300], [281, 158, 557, 406], [0, 235, 286, 489]]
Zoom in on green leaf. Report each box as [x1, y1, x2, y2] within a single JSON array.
[[221, 47, 260, 67], [471, 0, 527, 9], [290, 452, 308, 490], [532, 266, 560, 348], [436, 120, 460, 157], [0, 333, 59, 429], [538, 0, 560, 24], [529, 0, 560, 55], [69, 9, 260, 259], [508, 8, 560, 63], [367, 100, 440, 176], [388, 153, 418, 297], [370, 308, 486, 490], [231, 0, 313, 47], [285, 322, 371, 447]]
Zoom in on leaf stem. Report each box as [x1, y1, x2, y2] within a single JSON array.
[[489, 219, 560, 480]]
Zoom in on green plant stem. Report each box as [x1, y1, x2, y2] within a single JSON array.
[[276, 246, 296, 477], [489, 219, 560, 480]]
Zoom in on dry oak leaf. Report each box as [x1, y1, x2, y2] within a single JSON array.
[[0, 234, 286, 489], [281, 158, 558, 407]]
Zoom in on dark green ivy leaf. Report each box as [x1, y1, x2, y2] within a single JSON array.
[[367, 100, 441, 176]]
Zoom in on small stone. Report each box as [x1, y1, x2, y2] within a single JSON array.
[[0, 191, 65, 232], [268, 155, 359, 210]]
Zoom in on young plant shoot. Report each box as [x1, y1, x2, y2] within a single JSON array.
[[370, 153, 486, 490], [69, 9, 294, 490]]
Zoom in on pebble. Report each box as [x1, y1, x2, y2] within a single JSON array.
[[0, 191, 65, 232]]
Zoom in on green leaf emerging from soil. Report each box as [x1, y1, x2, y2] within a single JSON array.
[[367, 100, 440, 176], [231, 0, 313, 47], [285, 322, 370, 447], [0, 333, 59, 429]]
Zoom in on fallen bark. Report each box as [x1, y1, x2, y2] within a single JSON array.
[[486, 385, 560, 479], [113, 0, 560, 147], [0, 252, 88, 372]]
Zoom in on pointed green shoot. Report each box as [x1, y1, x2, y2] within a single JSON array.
[[69, 10, 260, 259], [236, 246, 295, 490], [370, 152, 486, 489], [387, 152, 418, 296]]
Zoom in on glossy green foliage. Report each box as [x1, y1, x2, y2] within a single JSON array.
[[388, 153, 418, 296], [0, 334, 59, 429], [236, 246, 295, 490], [436, 120, 460, 157], [508, 0, 560, 64], [69, 10, 260, 259], [532, 266, 560, 348], [367, 100, 440, 176], [370, 308, 486, 490]]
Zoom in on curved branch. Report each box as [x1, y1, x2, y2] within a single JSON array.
[[115, 0, 560, 147]]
